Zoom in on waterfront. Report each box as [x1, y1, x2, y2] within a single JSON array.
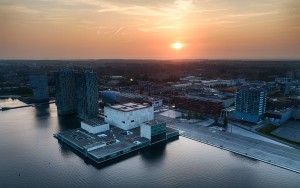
[[156, 115, 300, 173], [0, 99, 299, 188]]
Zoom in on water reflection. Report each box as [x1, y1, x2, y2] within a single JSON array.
[[34, 104, 50, 118], [58, 142, 74, 157], [35, 103, 49, 113], [140, 143, 167, 164], [224, 166, 257, 188], [57, 114, 80, 131]]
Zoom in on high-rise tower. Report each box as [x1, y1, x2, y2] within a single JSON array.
[[76, 70, 99, 119], [29, 74, 49, 102], [55, 68, 99, 118], [234, 85, 267, 123], [55, 69, 77, 115]]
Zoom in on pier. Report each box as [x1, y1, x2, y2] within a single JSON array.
[[55, 125, 179, 164], [0, 101, 55, 111]]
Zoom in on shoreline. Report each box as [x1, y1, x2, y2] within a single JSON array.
[[180, 133, 300, 174], [156, 115, 300, 175]]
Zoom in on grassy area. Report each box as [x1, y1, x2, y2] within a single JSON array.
[[270, 134, 300, 148], [258, 124, 277, 134], [258, 124, 300, 148]]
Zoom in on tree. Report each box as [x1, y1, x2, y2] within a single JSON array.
[[223, 115, 228, 129]]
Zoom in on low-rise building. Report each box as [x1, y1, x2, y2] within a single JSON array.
[[140, 120, 167, 144], [174, 94, 234, 117], [265, 108, 293, 126], [81, 118, 109, 134], [201, 79, 245, 88]]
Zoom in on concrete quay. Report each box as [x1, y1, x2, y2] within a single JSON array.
[[1, 101, 55, 111], [156, 115, 300, 174]]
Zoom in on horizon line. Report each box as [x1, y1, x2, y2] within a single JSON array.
[[0, 58, 299, 62]]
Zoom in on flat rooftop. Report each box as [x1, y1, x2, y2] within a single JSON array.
[[82, 118, 107, 127], [143, 119, 166, 126], [108, 102, 151, 112], [58, 129, 106, 149], [58, 125, 149, 158]]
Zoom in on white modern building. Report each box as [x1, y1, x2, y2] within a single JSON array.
[[81, 118, 109, 134], [104, 102, 154, 130]]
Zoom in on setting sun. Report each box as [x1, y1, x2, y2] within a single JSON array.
[[171, 42, 184, 50]]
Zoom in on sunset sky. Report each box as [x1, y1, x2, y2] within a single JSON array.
[[0, 0, 299, 59]]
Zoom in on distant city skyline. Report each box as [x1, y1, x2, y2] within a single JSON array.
[[1, 0, 300, 59]]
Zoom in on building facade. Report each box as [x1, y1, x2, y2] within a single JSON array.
[[234, 85, 267, 123], [29, 74, 49, 102], [104, 102, 154, 130], [55, 70, 77, 115], [265, 108, 293, 126], [173, 95, 228, 117], [101, 90, 163, 110], [76, 71, 99, 119], [55, 69, 99, 118], [81, 118, 109, 134], [140, 120, 166, 144]]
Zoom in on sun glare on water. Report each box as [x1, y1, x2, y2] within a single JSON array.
[[171, 42, 184, 50]]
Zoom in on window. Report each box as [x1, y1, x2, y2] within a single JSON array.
[[131, 120, 134, 122]]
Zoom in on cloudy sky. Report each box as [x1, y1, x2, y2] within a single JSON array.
[[0, 0, 299, 59]]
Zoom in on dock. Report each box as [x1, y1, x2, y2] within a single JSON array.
[[55, 125, 179, 164], [1, 101, 55, 111]]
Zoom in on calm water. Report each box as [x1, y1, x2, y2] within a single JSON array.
[[0, 99, 299, 188]]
